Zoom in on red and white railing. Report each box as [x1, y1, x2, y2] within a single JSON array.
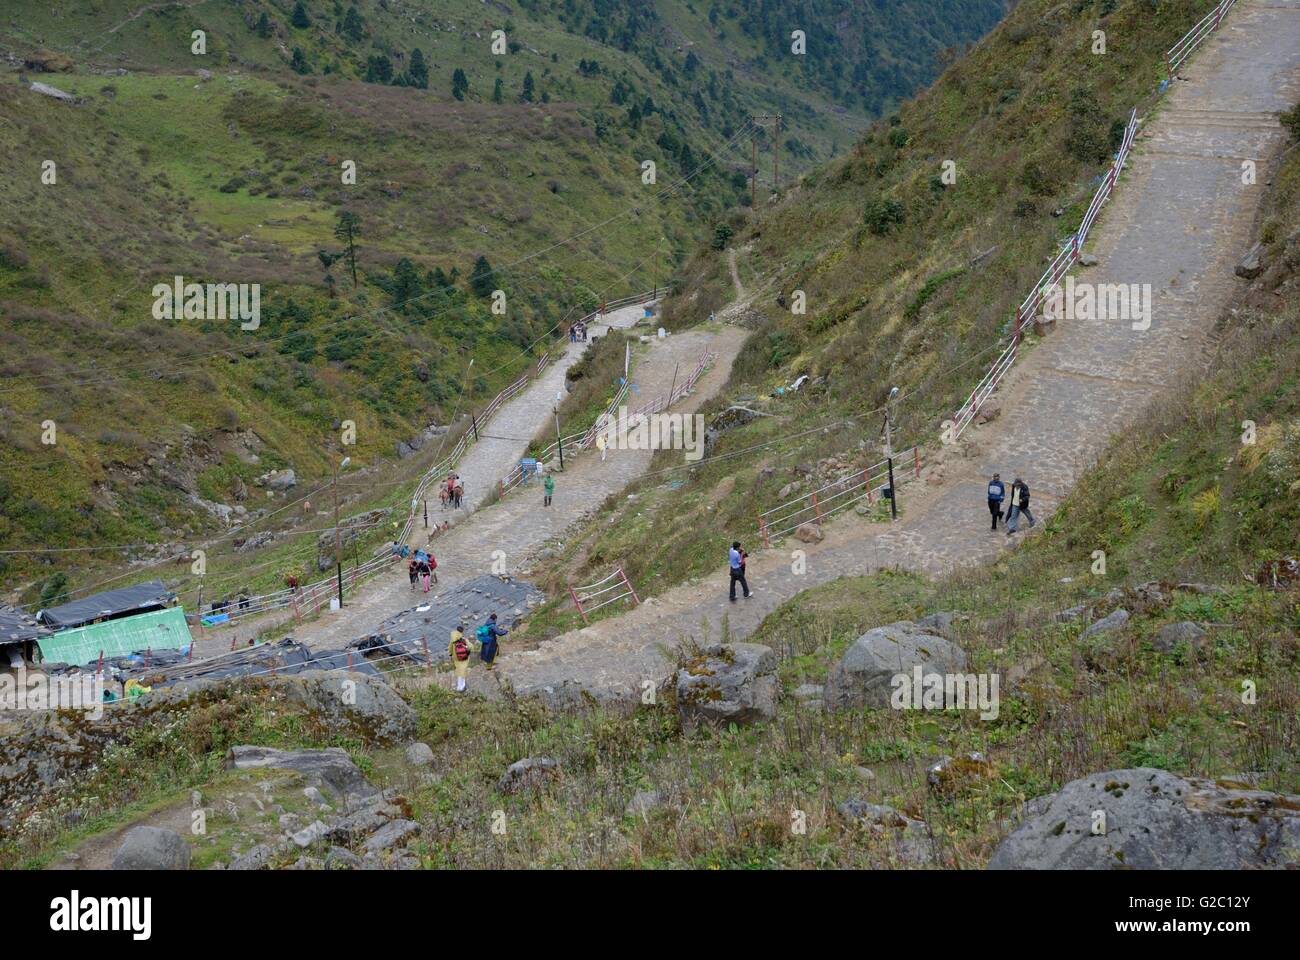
[[568, 565, 639, 624], [1167, 0, 1237, 79], [756, 448, 921, 544]]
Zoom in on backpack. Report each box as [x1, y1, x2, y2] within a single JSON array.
[[453, 636, 470, 661], [476, 623, 493, 644]]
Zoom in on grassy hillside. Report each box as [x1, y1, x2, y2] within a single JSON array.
[[7, 130, 1295, 872], [0, 0, 1005, 604], [533, 0, 1241, 601]]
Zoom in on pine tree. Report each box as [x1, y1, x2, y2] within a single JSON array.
[[408, 49, 429, 89], [333, 211, 362, 287], [469, 255, 495, 298], [291, 1, 310, 29], [451, 68, 469, 101], [341, 6, 366, 43], [291, 48, 311, 75], [520, 71, 535, 103], [255, 12, 272, 38], [492, 77, 503, 103]]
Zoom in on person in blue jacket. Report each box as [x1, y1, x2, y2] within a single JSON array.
[[477, 613, 509, 670], [987, 473, 1006, 532]]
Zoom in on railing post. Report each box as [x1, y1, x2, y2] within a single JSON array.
[[619, 566, 640, 606], [758, 514, 770, 548], [914, 447, 921, 479], [568, 583, 589, 625], [811, 491, 823, 526]]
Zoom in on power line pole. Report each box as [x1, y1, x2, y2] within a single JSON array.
[[882, 386, 899, 521], [751, 134, 757, 207], [333, 456, 351, 607]]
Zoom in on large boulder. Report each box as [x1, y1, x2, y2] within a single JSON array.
[[271, 670, 416, 744], [225, 745, 378, 803], [112, 826, 190, 870], [823, 622, 966, 712], [676, 643, 778, 733], [988, 768, 1300, 869]]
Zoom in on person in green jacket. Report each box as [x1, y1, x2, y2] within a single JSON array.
[[543, 471, 555, 507]]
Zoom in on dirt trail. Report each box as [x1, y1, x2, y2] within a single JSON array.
[[468, 0, 1300, 705]]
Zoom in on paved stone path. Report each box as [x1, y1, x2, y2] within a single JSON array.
[[466, 0, 1300, 704], [197, 312, 747, 656]]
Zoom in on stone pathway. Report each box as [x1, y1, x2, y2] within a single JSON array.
[[198, 315, 747, 656], [467, 0, 1300, 705]]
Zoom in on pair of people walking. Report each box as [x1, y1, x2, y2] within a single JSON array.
[[986, 473, 1035, 535], [446, 613, 511, 692]]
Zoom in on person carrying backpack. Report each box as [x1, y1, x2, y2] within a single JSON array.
[[408, 557, 418, 590], [543, 471, 555, 507], [477, 613, 509, 671], [448, 623, 472, 692], [1006, 476, 1037, 535], [987, 473, 1006, 532], [728, 541, 752, 602]]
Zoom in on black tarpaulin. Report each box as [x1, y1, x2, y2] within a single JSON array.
[[0, 604, 48, 647], [37, 580, 175, 629]]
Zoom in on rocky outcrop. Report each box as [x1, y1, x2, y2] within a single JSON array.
[[988, 768, 1300, 869], [271, 670, 417, 744], [676, 643, 778, 733], [823, 622, 966, 711], [225, 746, 378, 804]]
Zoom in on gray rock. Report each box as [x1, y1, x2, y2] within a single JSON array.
[[226, 746, 378, 803], [325, 846, 363, 870], [989, 768, 1300, 869], [278, 813, 300, 832], [1235, 241, 1264, 280], [1079, 253, 1100, 267], [823, 622, 966, 711], [625, 791, 663, 817], [1176, 582, 1225, 596], [836, 801, 934, 866], [791, 683, 824, 701], [112, 826, 191, 870], [272, 670, 417, 744], [1080, 608, 1129, 639], [794, 522, 824, 543], [229, 843, 276, 870], [497, 757, 561, 795], [267, 469, 297, 491], [404, 742, 435, 767], [362, 819, 420, 854], [1054, 603, 1090, 623], [676, 642, 778, 733], [915, 611, 961, 638], [1152, 621, 1209, 655], [290, 820, 330, 848]]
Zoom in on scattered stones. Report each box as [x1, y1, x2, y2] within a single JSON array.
[[988, 768, 1300, 869], [290, 820, 330, 848], [112, 826, 191, 870], [229, 843, 277, 870], [497, 757, 561, 795], [836, 801, 934, 866], [823, 621, 967, 711], [1080, 608, 1129, 639], [676, 643, 778, 733]]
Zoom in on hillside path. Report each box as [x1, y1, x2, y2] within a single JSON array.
[[468, 0, 1300, 704]]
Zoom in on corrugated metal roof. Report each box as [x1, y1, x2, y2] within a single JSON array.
[[0, 604, 49, 646], [37, 606, 193, 666]]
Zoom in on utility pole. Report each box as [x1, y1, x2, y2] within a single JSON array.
[[333, 456, 351, 607], [883, 387, 899, 521], [751, 134, 757, 207]]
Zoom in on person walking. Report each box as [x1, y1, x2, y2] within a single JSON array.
[[427, 549, 438, 585], [987, 473, 1006, 532], [407, 557, 418, 591], [728, 540, 752, 602], [1006, 476, 1037, 535], [477, 613, 509, 671], [543, 471, 555, 507], [448, 623, 472, 693]]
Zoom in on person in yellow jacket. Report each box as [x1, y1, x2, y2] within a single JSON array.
[[448, 623, 473, 693]]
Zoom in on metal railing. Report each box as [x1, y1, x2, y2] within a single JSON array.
[[1167, 0, 1237, 79]]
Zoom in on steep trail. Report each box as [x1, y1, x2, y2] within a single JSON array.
[[198, 313, 747, 655], [472, 0, 1300, 705]]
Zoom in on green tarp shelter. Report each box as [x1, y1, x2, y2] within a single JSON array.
[[37, 606, 193, 666]]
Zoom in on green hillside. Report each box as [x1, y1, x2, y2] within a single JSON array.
[[0, 0, 1005, 602]]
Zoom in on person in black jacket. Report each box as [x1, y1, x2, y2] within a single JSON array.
[[1006, 476, 1037, 535]]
